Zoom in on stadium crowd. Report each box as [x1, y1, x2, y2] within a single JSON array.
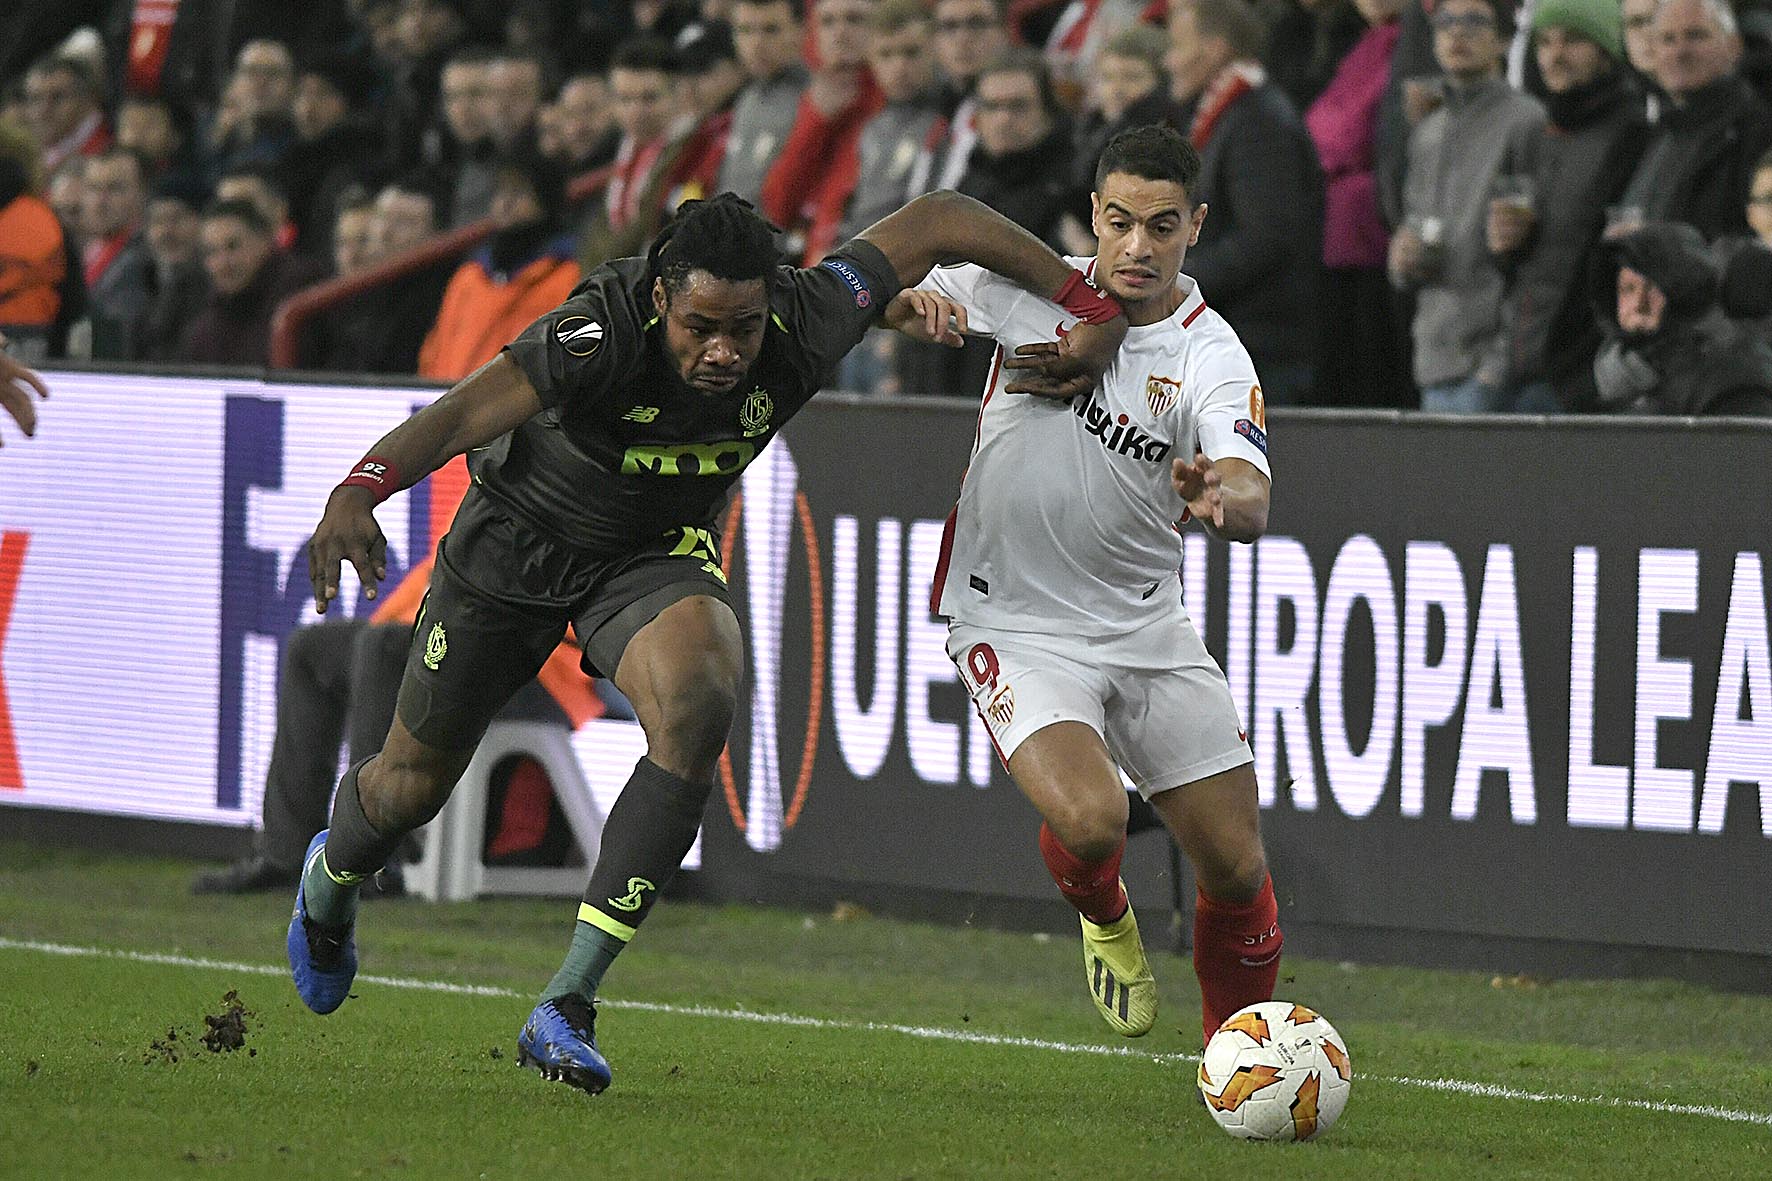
[[2, 0, 1770, 412]]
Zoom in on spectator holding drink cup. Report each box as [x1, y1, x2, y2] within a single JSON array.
[[1389, 0, 1544, 412], [1487, 0, 1648, 411]]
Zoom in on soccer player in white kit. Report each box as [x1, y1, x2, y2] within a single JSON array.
[[900, 125, 1281, 1044]]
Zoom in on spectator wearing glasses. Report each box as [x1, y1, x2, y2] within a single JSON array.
[[918, 0, 1013, 192], [1614, 0, 1772, 241], [1388, 0, 1543, 412], [209, 39, 300, 176], [923, 48, 1076, 396]]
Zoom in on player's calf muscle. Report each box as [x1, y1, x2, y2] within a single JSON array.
[[359, 746, 470, 832]]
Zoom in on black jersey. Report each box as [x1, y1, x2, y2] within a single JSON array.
[[483, 239, 901, 551]]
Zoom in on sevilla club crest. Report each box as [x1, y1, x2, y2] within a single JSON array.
[[1146, 374, 1181, 417]]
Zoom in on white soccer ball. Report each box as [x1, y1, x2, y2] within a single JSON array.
[[1197, 1000, 1352, 1142]]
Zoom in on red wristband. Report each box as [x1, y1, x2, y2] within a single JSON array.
[[1053, 269, 1124, 325], [339, 456, 401, 503]]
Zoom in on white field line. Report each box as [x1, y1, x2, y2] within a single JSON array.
[[3, 936, 1769, 1129]]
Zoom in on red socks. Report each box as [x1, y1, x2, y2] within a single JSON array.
[[1038, 822, 1128, 925], [1194, 874, 1283, 1044]]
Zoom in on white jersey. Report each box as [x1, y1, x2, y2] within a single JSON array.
[[922, 257, 1271, 639]]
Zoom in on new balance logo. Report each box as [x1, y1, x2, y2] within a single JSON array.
[[621, 405, 661, 423]]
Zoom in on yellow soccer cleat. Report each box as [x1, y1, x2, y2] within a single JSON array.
[[1080, 891, 1157, 1037]]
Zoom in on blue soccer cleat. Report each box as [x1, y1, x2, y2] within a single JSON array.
[[286, 830, 358, 1015], [517, 993, 613, 1095]]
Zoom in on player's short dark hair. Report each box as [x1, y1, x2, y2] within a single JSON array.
[[202, 196, 274, 235], [646, 191, 782, 297], [1094, 124, 1202, 200]]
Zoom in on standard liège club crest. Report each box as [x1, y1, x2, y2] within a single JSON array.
[[1146, 374, 1181, 417], [740, 387, 774, 437]]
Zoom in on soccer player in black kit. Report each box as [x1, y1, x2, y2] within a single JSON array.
[[290, 189, 1130, 1094]]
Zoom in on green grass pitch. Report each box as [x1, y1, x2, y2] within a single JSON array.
[[1, 841, 1768, 1178]]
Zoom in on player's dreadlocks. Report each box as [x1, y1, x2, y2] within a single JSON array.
[[646, 193, 783, 298]]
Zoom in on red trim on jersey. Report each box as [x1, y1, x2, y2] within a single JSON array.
[[971, 697, 1010, 769], [928, 505, 958, 616], [980, 343, 1004, 414], [1182, 301, 1207, 328]]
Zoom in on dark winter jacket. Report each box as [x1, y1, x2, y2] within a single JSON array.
[[1496, 68, 1647, 388], [956, 124, 1077, 251], [1172, 82, 1326, 371], [177, 251, 327, 367], [1618, 75, 1772, 241]]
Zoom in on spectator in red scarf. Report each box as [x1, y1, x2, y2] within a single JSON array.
[[760, 0, 886, 264], [23, 56, 111, 179], [1167, 0, 1325, 405], [79, 146, 156, 359]]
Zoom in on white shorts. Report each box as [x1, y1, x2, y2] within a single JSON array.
[[946, 616, 1253, 798]]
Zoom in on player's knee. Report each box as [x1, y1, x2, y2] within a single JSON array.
[[1046, 799, 1129, 864], [650, 665, 739, 775], [1196, 845, 1269, 902]]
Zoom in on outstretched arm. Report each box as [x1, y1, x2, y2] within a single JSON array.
[[307, 353, 543, 612], [1173, 453, 1270, 544], [859, 191, 1079, 301], [858, 190, 1125, 390]]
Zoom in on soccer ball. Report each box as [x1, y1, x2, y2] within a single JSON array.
[[1197, 1000, 1352, 1142]]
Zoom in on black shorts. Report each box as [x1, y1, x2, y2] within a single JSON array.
[[395, 487, 732, 748]]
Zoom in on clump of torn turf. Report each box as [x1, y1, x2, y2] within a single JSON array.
[[143, 991, 257, 1064], [200, 990, 254, 1053]]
